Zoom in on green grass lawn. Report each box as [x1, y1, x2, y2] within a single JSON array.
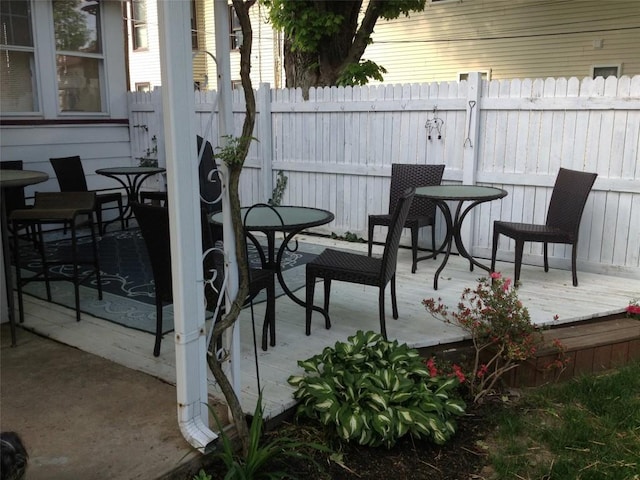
[[486, 360, 640, 479]]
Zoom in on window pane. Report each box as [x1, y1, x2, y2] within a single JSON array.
[[0, 49, 36, 112], [0, 0, 33, 47], [132, 0, 148, 50], [57, 55, 102, 112], [53, 0, 101, 54]]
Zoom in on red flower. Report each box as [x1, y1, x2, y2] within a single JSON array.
[[476, 364, 489, 378], [490, 271, 501, 280], [452, 364, 466, 383], [426, 358, 438, 377]]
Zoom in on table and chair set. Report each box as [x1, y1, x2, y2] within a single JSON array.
[[1, 155, 597, 356]]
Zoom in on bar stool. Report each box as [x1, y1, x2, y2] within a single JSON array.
[[10, 192, 103, 323]]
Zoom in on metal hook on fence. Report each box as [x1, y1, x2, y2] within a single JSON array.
[[425, 106, 444, 141], [464, 100, 476, 147]]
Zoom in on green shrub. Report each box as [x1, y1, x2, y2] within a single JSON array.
[[288, 330, 466, 448]]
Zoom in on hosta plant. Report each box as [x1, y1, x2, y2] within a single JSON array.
[[288, 330, 466, 448]]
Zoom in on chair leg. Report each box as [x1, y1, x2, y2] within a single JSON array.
[[323, 278, 331, 314], [71, 223, 81, 322], [117, 198, 125, 231], [378, 286, 387, 340], [96, 208, 104, 236], [411, 226, 418, 274], [88, 217, 103, 299], [36, 224, 51, 302], [491, 230, 499, 272], [153, 300, 163, 356], [12, 219, 25, 324], [305, 271, 315, 336], [543, 243, 549, 272], [571, 243, 578, 287], [367, 222, 374, 257], [390, 275, 398, 319], [514, 240, 524, 286]]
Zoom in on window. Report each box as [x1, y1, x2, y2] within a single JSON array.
[[0, 0, 38, 113], [135, 82, 151, 92], [131, 0, 148, 51], [54, 0, 104, 113], [592, 65, 621, 79], [190, 0, 198, 50], [229, 5, 242, 50], [458, 70, 491, 82]]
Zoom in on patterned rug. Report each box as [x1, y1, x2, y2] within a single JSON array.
[[17, 229, 321, 335]]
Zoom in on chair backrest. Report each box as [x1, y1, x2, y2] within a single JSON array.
[[381, 187, 415, 282], [546, 168, 598, 235], [33, 191, 96, 213], [388, 163, 445, 218], [50, 156, 89, 192], [132, 202, 173, 303], [0, 160, 27, 214], [196, 135, 222, 214]]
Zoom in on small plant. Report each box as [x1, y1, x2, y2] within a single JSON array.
[[423, 273, 567, 404], [213, 135, 257, 167], [288, 330, 466, 448], [268, 171, 288, 206], [626, 298, 640, 320], [205, 393, 327, 480], [137, 133, 159, 167], [329, 231, 366, 243]]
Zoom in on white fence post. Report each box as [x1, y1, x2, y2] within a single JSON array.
[[258, 83, 273, 203], [459, 72, 483, 252]]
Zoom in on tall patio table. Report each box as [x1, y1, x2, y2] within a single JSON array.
[[96, 166, 166, 229], [210, 205, 334, 329], [0, 169, 49, 345], [415, 185, 507, 290]]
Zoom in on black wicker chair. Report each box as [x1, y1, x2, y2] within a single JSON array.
[[10, 192, 102, 323], [368, 163, 445, 273], [132, 203, 275, 356], [50, 155, 124, 235], [306, 188, 415, 340], [491, 168, 598, 287]]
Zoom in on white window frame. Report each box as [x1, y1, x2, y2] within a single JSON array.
[[0, 0, 40, 115], [591, 64, 622, 79], [1, 0, 108, 119]]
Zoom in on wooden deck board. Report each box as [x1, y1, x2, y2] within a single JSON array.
[[14, 234, 640, 418]]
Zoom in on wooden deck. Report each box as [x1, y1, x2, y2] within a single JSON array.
[[15, 234, 640, 420]]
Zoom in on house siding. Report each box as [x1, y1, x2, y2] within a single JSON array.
[[367, 0, 640, 83]]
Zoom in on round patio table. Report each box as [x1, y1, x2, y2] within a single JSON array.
[[96, 166, 166, 227], [210, 205, 334, 343], [415, 185, 507, 290], [0, 169, 49, 345]]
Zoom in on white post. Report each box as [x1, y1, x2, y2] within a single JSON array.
[[258, 83, 273, 202], [460, 72, 482, 251], [156, 0, 217, 451], [213, 0, 241, 395]]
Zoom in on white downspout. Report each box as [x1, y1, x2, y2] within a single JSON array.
[[156, 0, 217, 451]]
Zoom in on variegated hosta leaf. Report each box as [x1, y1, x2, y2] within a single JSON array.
[[365, 392, 388, 411], [445, 399, 466, 415], [297, 359, 321, 373]]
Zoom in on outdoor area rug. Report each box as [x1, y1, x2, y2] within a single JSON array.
[[16, 228, 322, 335]]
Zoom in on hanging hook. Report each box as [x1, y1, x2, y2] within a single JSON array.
[[464, 101, 476, 147]]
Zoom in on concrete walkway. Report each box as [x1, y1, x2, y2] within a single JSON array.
[[0, 325, 203, 480]]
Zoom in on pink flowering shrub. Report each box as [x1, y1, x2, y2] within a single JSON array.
[[423, 273, 566, 403], [627, 299, 640, 320]]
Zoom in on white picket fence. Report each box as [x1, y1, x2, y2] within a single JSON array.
[[128, 74, 640, 279]]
